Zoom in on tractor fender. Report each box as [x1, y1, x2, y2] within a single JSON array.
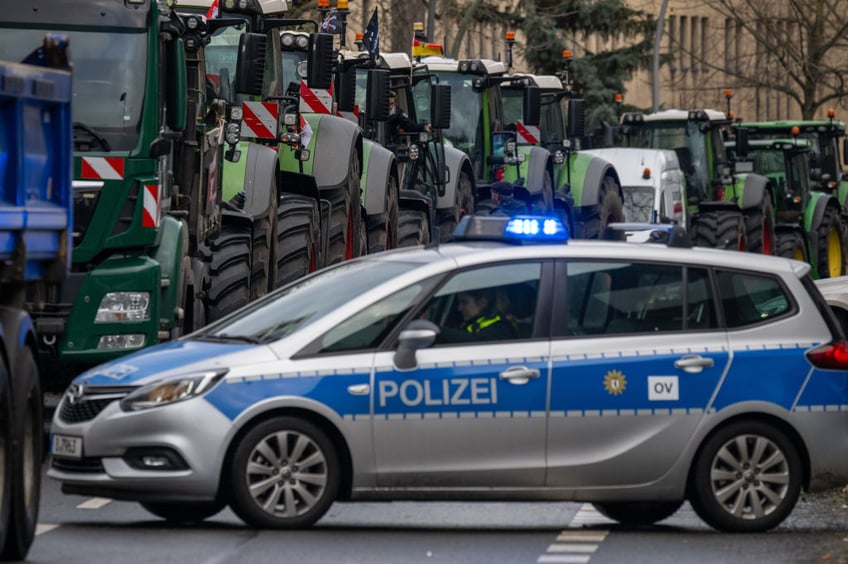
[[805, 191, 839, 234], [224, 142, 278, 220], [437, 146, 471, 210], [521, 146, 553, 198], [151, 216, 188, 331], [553, 192, 575, 237], [400, 189, 432, 215], [311, 114, 363, 192], [738, 173, 769, 209], [578, 154, 622, 209], [362, 139, 394, 217]]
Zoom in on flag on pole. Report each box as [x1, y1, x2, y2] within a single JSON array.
[[321, 9, 343, 34], [206, 0, 219, 19], [412, 37, 444, 57], [362, 8, 380, 60]]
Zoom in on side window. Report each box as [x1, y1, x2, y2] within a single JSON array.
[[716, 269, 791, 328], [686, 267, 717, 330], [566, 262, 686, 335], [319, 283, 432, 353], [420, 262, 542, 345]]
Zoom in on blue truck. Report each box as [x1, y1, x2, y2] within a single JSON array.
[[0, 36, 73, 560]]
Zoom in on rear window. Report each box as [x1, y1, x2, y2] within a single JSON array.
[[715, 269, 793, 328]]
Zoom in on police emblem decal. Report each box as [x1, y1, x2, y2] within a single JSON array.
[[603, 370, 627, 396]]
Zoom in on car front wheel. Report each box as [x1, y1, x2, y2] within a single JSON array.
[[592, 501, 682, 526], [689, 421, 801, 532], [228, 417, 339, 529]]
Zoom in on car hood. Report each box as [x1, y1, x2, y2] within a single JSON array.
[[74, 340, 276, 387]]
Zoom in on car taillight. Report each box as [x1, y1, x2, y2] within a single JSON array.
[[806, 341, 848, 369]]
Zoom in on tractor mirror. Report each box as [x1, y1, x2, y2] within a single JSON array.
[[234, 33, 266, 96], [366, 69, 390, 122], [523, 86, 541, 127], [307, 33, 334, 90], [735, 128, 749, 158], [566, 99, 586, 139], [336, 66, 357, 113], [430, 83, 452, 130]]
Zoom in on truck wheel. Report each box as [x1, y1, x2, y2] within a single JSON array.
[[593, 501, 682, 526], [744, 194, 776, 255], [815, 206, 847, 278], [326, 152, 363, 265], [205, 225, 251, 322], [366, 176, 399, 254], [228, 417, 340, 529], [141, 500, 226, 523], [688, 420, 801, 532], [776, 231, 808, 262], [275, 194, 320, 289], [249, 193, 277, 301], [398, 209, 430, 247], [1, 349, 41, 561], [0, 363, 11, 553], [692, 210, 746, 250]]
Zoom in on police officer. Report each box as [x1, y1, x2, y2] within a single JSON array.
[[440, 288, 516, 343], [489, 181, 528, 217]]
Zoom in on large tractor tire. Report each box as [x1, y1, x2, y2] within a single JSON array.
[[814, 206, 847, 279], [692, 210, 746, 250], [584, 175, 624, 239], [397, 209, 430, 247], [776, 230, 808, 262], [366, 175, 399, 254], [437, 170, 474, 243], [1, 349, 41, 561], [248, 194, 277, 301], [205, 224, 251, 322], [325, 153, 363, 266], [274, 194, 320, 289], [744, 194, 776, 255]]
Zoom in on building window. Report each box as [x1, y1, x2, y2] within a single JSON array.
[[701, 18, 709, 72], [679, 15, 688, 71]]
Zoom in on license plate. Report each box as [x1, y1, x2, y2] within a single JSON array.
[[51, 434, 83, 459]]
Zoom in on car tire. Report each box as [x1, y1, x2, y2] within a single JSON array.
[[141, 500, 226, 523], [815, 206, 847, 278], [688, 420, 801, 532], [228, 417, 339, 529], [592, 501, 682, 526], [1, 348, 41, 561]]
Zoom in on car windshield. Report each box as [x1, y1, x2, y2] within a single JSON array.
[[0, 28, 147, 152], [193, 259, 422, 343]]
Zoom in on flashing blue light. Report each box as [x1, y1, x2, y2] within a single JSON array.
[[503, 216, 568, 241]]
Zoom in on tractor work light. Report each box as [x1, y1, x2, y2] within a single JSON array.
[[408, 144, 420, 160], [281, 33, 295, 47], [688, 110, 710, 121], [95, 292, 151, 323], [458, 60, 487, 76], [453, 215, 569, 244], [621, 112, 644, 124], [229, 106, 244, 122], [225, 122, 241, 145]]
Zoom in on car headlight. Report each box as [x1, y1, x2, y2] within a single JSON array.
[[119, 369, 228, 411], [95, 292, 150, 322]]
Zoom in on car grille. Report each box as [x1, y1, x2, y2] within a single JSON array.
[[51, 456, 105, 473], [58, 386, 134, 424]]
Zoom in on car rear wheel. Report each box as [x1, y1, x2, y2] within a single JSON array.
[[689, 421, 801, 532], [592, 501, 682, 526], [141, 501, 226, 523], [228, 417, 339, 529]]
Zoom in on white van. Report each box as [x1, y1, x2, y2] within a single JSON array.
[[583, 148, 687, 241]]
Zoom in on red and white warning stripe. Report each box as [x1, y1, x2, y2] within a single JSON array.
[[515, 121, 541, 145], [337, 104, 360, 124], [80, 157, 124, 180], [299, 115, 313, 149], [142, 184, 160, 228], [241, 101, 279, 140], [299, 80, 334, 114]]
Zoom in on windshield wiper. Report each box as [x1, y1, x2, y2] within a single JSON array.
[[73, 122, 111, 152], [194, 333, 263, 344]]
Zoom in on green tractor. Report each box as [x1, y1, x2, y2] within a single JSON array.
[[0, 0, 269, 387], [338, 49, 476, 245], [500, 73, 625, 239], [726, 132, 846, 278], [619, 109, 775, 253]]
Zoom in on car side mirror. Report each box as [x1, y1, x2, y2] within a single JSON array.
[[394, 319, 439, 370]]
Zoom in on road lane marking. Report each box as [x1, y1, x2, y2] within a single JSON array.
[[76, 497, 112, 509], [546, 544, 599, 553], [35, 524, 59, 536], [556, 531, 608, 542], [536, 504, 611, 564], [537, 556, 591, 564]]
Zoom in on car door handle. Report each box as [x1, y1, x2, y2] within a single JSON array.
[[674, 355, 714, 373], [499, 366, 540, 385], [347, 384, 370, 396]]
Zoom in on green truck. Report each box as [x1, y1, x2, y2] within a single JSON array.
[[0, 0, 276, 387]]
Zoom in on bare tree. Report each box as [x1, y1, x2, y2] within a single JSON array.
[[697, 0, 848, 119]]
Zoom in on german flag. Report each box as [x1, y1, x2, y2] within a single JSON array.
[[412, 37, 444, 57]]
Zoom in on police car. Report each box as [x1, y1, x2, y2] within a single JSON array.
[[48, 215, 848, 533]]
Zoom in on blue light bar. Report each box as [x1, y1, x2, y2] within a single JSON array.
[[453, 215, 569, 244]]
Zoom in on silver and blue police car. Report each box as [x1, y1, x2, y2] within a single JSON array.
[[48, 215, 848, 532]]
